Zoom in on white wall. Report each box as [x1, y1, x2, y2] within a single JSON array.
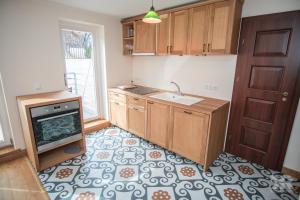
[[133, 56, 237, 100], [0, 0, 132, 149], [132, 0, 300, 172]]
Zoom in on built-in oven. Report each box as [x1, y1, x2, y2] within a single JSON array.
[[30, 101, 82, 154]]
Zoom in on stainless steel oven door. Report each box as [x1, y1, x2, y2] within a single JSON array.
[[31, 101, 82, 154]]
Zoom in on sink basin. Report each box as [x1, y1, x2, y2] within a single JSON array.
[[150, 92, 204, 106]]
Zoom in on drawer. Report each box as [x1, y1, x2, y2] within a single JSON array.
[[109, 92, 126, 103], [127, 96, 146, 108]]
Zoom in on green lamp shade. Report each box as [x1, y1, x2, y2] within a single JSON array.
[[143, 9, 161, 24]]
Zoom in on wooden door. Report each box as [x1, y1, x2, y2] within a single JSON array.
[[134, 20, 156, 53], [156, 14, 170, 55], [188, 6, 210, 55], [171, 108, 209, 164], [110, 101, 127, 130], [226, 11, 300, 171], [128, 105, 145, 138], [170, 10, 189, 55], [147, 102, 170, 148], [207, 1, 230, 54]]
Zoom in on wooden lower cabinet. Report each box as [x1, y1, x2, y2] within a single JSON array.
[[147, 102, 170, 148], [128, 105, 145, 138], [109, 100, 127, 130], [171, 108, 209, 164], [108, 89, 229, 171]]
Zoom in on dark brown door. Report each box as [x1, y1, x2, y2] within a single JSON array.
[[226, 11, 300, 171]]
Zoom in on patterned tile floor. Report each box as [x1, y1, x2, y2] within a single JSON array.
[[38, 126, 300, 200]]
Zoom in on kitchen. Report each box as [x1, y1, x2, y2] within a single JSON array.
[[0, 0, 300, 199]]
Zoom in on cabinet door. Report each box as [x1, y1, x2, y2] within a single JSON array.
[[110, 101, 127, 130], [156, 14, 170, 55], [134, 20, 156, 53], [207, 1, 231, 54], [128, 105, 145, 138], [188, 6, 210, 55], [171, 108, 209, 164], [147, 102, 170, 148], [170, 10, 189, 55]]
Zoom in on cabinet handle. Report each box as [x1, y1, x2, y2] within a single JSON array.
[[167, 46, 169, 53], [134, 98, 139, 101], [184, 111, 192, 115], [208, 44, 211, 52], [203, 44, 206, 52], [114, 102, 119, 105], [169, 46, 173, 53], [148, 101, 154, 104]]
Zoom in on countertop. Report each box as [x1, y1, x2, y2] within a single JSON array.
[[17, 90, 80, 108], [108, 86, 229, 114]]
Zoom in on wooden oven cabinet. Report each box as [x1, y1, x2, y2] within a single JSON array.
[[17, 91, 86, 172]]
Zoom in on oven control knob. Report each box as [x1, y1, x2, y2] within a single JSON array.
[[65, 105, 68, 109]]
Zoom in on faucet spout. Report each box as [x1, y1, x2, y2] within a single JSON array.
[[170, 81, 183, 96]]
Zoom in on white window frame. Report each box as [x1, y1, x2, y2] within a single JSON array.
[[0, 73, 12, 147], [59, 20, 107, 122]]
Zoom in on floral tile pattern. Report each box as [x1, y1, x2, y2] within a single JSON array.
[[38, 126, 300, 200]]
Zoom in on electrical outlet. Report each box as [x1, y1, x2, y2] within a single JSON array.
[[204, 84, 219, 91]]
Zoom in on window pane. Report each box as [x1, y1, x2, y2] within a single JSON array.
[[61, 29, 99, 120]]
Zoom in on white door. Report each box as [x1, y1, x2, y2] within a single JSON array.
[[60, 23, 102, 122], [0, 74, 11, 147]]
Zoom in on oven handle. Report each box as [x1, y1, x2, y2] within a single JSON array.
[[36, 111, 79, 122]]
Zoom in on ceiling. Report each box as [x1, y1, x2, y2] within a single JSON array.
[[49, 0, 201, 18]]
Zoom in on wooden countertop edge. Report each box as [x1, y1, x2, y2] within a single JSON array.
[[108, 87, 230, 114], [16, 90, 81, 108]]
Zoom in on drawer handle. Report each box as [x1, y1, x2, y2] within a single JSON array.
[[114, 102, 119, 105], [134, 98, 139, 101], [184, 111, 192, 115], [148, 101, 154, 104]]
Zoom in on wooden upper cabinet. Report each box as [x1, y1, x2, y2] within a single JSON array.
[[156, 14, 171, 55], [171, 108, 210, 164], [170, 10, 189, 55], [207, 1, 231, 54], [134, 20, 156, 53], [147, 102, 170, 148], [188, 6, 210, 55], [122, 0, 243, 55]]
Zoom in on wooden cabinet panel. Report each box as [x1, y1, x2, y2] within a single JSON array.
[[147, 102, 170, 148], [207, 1, 231, 54], [171, 108, 209, 164], [127, 96, 146, 107], [156, 14, 171, 55], [110, 100, 127, 130], [188, 6, 210, 55], [170, 10, 189, 55], [128, 105, 145, 138], [134, 20, 156, 53]]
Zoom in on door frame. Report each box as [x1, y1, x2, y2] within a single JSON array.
[[226, 11, 300, 170], [0, 73, 12, 147], [59, 20, 106, 123]]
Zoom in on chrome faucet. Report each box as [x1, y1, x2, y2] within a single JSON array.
[[170, 81, 183, 96]]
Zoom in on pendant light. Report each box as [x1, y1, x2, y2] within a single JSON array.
[[143, 0, 161, 24]]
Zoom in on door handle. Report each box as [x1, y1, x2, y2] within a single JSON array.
[[184, 111, 192, 115], [282, 92, 289, 97]]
